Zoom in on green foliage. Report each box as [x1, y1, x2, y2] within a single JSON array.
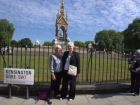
[[0, 19, 15, 45], [74, 41, 85, 47], [95, 30, 123, 50], [124, 18, 140, 50], [0, 32, 7, 46], [42, 41, 52, 46], [74, 41, 94, 48], [11, 40, 18, 47], [18, 38, 33, 47]]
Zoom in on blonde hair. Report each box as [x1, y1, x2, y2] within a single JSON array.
[[67, 42, 74, 47], [54, 44, 62, 50]]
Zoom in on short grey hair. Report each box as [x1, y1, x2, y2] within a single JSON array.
[[54, 44, 62, 50], [67, 42, 74, 47], [136, 49, 140, 54]]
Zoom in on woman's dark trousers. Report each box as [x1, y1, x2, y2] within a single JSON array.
[[49, 72, 62, 99], [134, 72, 140, 95], [61, 70, 77, 99], [130, 71, 136, 92]]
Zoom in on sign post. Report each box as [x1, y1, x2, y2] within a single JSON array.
[[8, 84, 12, 98], [26, 85, 29, 99], [3, 68, 34, 98]]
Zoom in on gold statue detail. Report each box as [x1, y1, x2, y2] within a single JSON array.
[[60, 32, 63, 38]]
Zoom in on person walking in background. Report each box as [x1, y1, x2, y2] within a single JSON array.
[[129, 49, 140, 95], [133, 50, 140, 95], [128, 53, 137, 93], [48, 45, 63, 104], [61, 42, 80, 101]]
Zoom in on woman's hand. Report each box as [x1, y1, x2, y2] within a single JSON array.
[[77, 73, 80, 77], [51, 74, 56, 80]]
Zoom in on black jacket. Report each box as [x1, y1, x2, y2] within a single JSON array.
[[62, 51, 80, 74]]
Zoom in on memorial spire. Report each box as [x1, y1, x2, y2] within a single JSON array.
[[60, 0, 64, 16]]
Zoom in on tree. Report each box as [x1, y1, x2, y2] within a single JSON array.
[[98, 40, 106, 50], [18, 38, 33, 47], [74, 41, 85, 47], [0, 32, 7, 46], [42, 41, 52, 46], [112, 32, 124, 49], [11, 40, 18, 47], [95, 30, 123, 50], [124, 18, 140, 50], [0, 19, 15, 45]]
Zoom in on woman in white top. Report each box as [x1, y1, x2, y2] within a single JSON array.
[[61, 42, 80, 101]]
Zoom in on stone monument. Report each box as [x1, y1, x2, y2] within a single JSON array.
[[34, 40, 40, 47], [52, 0, 71, 46]]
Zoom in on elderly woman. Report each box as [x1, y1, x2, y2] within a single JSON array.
[[48, 45, 62, 104], [61, 42, 80, 101]]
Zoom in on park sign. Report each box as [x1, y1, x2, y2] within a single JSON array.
[[3, 68, 34, 85]]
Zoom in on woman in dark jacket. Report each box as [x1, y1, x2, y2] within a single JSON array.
[[61, 42, 80, 101]]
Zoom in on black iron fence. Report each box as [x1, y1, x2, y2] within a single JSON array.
[[0, 45, 134, 84]]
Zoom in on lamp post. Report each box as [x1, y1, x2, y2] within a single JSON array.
[[88, 43, 94, 83], [25, 44, 28, 68]]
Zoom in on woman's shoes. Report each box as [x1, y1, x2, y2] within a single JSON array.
[[68, 98, 74, 101], [68, 98, 73, 101]]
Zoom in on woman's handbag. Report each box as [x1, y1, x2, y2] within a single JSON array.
[[136, 67, 140, 72], [68, 65, 77, 76]]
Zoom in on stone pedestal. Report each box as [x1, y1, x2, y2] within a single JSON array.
[[52, 37, 71, 46]]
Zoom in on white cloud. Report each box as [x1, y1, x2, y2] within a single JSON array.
[[66, 0, 140, 31], [0, 0, 140, 42], [0, 0, 59, 27]]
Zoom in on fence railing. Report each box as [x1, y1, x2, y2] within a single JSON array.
[[0, 45, 134, 84]]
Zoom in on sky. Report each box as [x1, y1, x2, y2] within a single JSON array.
[[0, 0, 140, 45]]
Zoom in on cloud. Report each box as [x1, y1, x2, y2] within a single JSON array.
[[0, 0, 140, 29], [66, 0, 140, 31], [0, 0, 59, 27], [0, 0, 140, 43]]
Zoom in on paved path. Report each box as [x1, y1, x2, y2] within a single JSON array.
[[0, 93, 140, 105]]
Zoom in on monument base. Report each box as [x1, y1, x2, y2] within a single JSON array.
[[52, 37, 71, 46]]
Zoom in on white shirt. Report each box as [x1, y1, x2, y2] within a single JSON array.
[[64, 56, 71, 70]]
